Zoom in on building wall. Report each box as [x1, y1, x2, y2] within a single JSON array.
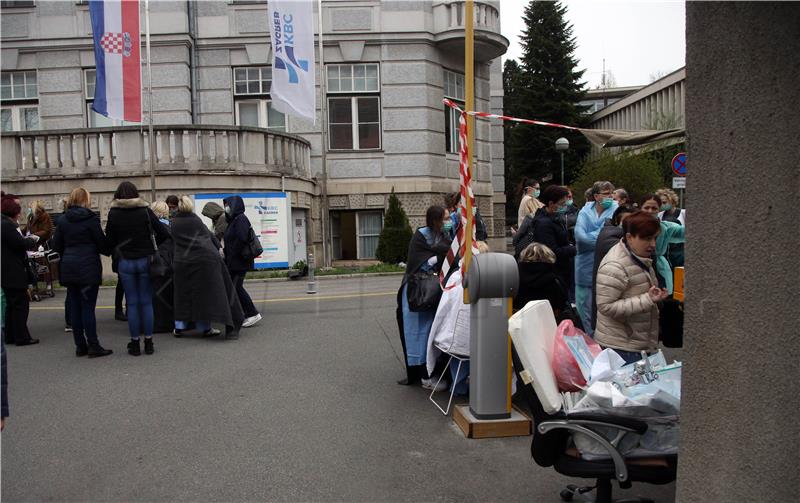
[[1, 0, 508, 259], [678, 3, 800, 501]]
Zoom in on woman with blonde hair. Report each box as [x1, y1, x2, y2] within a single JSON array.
[[171, 195, 243, 339], [514, 242, 568, 316], [149, 200, 175, 334], [51, 188, 113, 357]]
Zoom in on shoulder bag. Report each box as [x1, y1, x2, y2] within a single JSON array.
[[406, 266, 442, 312], [145, 212, 169, 277], [243, 227, 263, 259]]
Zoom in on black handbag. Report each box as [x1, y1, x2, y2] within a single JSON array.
[[659, 297, 684, 348], [145, 215, 169, 278], [246, 227, 263, 259], [406, 270, 442, 312]]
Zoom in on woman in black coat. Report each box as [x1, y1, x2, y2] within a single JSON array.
[[530, 185, 577, 290], [172, 196, 244, 339], [51, 188, 112, 357], [514, 242, 568, 315], [222, 196, 261, 327], [1, 194, 38, 346], [105, 182, 169, 356]]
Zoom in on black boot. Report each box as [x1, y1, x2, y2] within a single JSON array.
[[76, 345, 89, 357], [397, 365, 424, 386], [127, 339, 141, 356], [115, 310, 127, 322], [143, 338, 154, 355], [88, 345, 113, 358]]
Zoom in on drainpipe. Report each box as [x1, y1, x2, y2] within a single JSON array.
[[188, 0, 200, 123]]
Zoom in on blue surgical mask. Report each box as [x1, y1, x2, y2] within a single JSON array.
[[660, 203, 673, 211], [600, 198, 614, 209], [566, 199, 574, 207], [533, 189, 541, 198], [556, 205, 568, 214], [443, 221, 453, 232]]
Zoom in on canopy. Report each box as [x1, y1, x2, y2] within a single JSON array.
[[579, 128, 686, 148]]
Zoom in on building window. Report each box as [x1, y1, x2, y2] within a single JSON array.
[[443, 69, 465, 154], [330, 210, 384, 260], [232, 66, 287, 131], [0, 105, 39, 132], [84, 69, 139, 127], [1, 71, 37, 101], [235, 100, 286, 132], [0, 1, 35, 8], [326, 64, 381, 151]]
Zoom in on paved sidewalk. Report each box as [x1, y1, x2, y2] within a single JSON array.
[[2, 276, 675, 502]]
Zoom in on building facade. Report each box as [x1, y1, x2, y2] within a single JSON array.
[[1, 0, 509, 265]]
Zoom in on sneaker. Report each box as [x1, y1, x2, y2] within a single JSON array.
[[127, 339, 141, 356], [173, 329, 183, 338], [202, 328, 222, 338], [421, 378, 449, 392], [65, 325, 73, 333], [241, 313, 262, 328], [143, 338, 154, 355]]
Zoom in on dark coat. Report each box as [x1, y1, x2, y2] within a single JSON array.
[[105, 198, 170, 261], [514, 261, 568, 313], [152, 221, 175, 333], [51, 206, 109, 286], [561, 204, 579, 244], [1, 340, 7, 419], [1, 216, 31, 290], [403, 227, 451, 279], [223, 196, 255, 273], [201, 202, 228, 242], [172, 212, 244, 330], [530, 208, 576, 284], [591, 221, 624, 330]]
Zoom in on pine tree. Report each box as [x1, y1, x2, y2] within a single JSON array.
[[504, 1, 589, 217], [376, 192, 413, 264]]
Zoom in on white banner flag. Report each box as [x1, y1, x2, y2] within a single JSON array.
[[268, 0, 316, 123]]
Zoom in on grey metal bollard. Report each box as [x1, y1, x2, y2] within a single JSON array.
[[306, 253, 317, 294], [464, 252, 519, 420]]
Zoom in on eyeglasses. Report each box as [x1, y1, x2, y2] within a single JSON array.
[[597, 192, 613, 197]]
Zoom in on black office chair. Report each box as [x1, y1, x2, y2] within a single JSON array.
[[511, 346, 677, 502]]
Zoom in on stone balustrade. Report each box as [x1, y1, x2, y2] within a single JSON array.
[[439, 0, 500, 32], [432, 1, 508, 61], [1, 125, 312, 180]]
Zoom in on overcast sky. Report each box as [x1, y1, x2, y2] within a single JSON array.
[[499, 0, 686, 89]]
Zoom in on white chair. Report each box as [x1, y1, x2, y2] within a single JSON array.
[[428, 345, 469, 416]]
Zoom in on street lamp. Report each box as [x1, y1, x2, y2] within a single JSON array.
[[555, 137, 569, 185]]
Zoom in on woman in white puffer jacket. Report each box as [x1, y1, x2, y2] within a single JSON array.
[[594, 211, 669, 364]]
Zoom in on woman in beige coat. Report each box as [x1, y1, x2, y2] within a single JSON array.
[[594, 211, 669, 364]]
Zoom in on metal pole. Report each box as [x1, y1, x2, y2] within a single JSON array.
[[560, 152, 564, 185], [317, 0, 331, 268], [463, 0, 475, 304], [145, 0, 156, 202]]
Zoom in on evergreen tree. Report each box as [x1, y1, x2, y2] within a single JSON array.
[[376, 192, 413, 264], [504, 0, 589, 218]]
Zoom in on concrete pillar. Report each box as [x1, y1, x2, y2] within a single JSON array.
[[679, 3, 800, 501]]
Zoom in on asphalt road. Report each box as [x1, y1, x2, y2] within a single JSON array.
[[1, 275, 675, 502]]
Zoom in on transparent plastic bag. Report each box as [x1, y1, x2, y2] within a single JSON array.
[[552, 319, 602, 392]]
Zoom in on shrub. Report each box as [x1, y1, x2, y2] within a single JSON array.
[[376, 192, 413, 264], [571, 150, 666, 205]]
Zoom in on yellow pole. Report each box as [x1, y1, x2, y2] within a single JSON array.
[[463, 0, 475, 304]]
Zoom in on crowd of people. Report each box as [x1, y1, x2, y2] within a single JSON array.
[[0, 183, 264, 360], [397, 179, 686, 394]]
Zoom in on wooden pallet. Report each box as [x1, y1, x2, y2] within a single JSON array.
[[453, 405, 532, 439]]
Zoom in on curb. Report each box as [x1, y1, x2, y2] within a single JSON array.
[[91, 271, 404, 290]]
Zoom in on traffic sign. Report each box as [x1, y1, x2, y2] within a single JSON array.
[[672, 177, 686, 189], [671, 152, 687, 176]]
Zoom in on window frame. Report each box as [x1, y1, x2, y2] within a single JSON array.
[[1, 70, 38, 102], [355, 211, 383, 260], [326, 95, 381, 151], [0, 1, 36, 8], [234, 99, 288, 132], [443, 69, 466, 154], [0, 104, 39, 132], [325, 63, 380, 95], [233, 66, 273, 97]]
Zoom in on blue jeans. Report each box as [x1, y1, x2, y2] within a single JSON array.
[[118, 257, 154, 339], [67, 285, 100, 349], [613, 349, 650, 365], [575, 285, 594, 336], [175, 320, 210, 332]]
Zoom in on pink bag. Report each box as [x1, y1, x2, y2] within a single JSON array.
[[552, 319, 602, 392]]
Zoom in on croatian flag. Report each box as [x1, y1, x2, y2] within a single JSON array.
[[89, 0, 142, 122]]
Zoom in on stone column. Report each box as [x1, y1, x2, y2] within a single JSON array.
[[678, 3, 800, 501]]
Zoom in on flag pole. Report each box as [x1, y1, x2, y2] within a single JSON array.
[[317, 0, 330, 268], [463, 0, 475, 303], [145, 0, 156, 202]]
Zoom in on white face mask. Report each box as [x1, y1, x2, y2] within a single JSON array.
[[224, 206, 232, 215]]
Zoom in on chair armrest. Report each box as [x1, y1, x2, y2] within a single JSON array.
[[538, 420, 629, 483], [566, 412, 649, 434]]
